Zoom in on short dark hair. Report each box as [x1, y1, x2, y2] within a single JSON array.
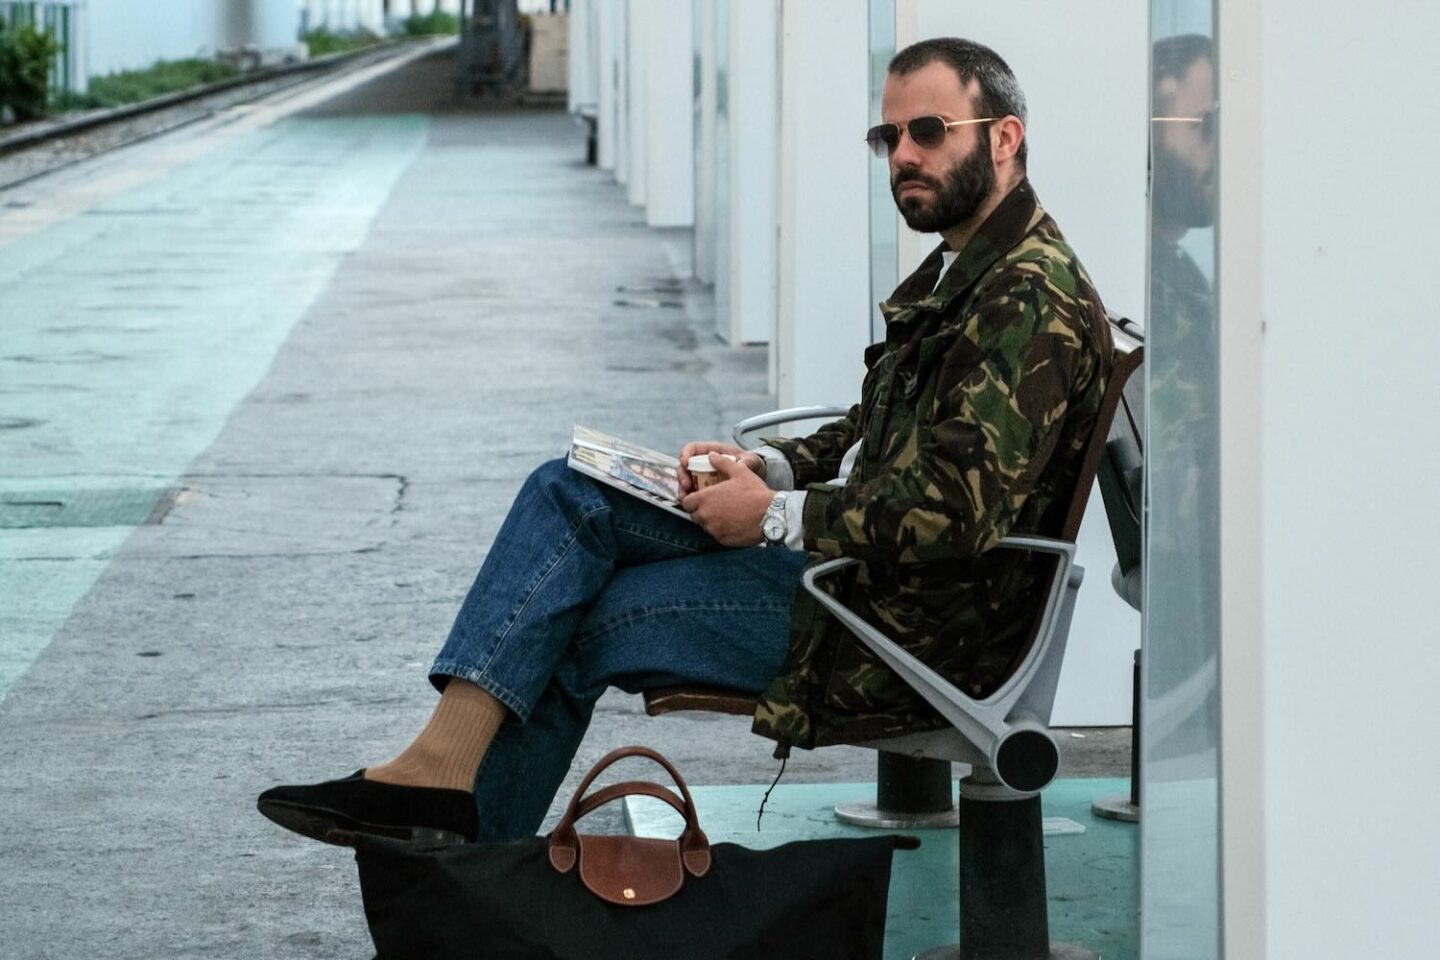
[[1152, 34, 1214, 110], [888, 38, 1028, 167]]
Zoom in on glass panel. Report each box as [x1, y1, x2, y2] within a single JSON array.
[[867, 0, 897, 342], [1142, 2, 1222, 958]]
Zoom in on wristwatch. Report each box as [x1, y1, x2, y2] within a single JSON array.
[[761, 492, 789, 547]]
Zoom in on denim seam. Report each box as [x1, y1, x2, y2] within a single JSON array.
[[612, 520, 708, 553], [575, 600, 793, 648]]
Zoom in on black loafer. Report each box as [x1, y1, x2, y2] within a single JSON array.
[[257, 770, 478, 846]]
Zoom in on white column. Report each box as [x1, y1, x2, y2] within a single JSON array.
[[1250, 2, 1440, 957], [1215, 4, 1263, 958], [567, 0, 598, 116], [643, 0, 694, 227], [613, 0, 630, 184], [693, 0, 718, 285], [625, 0, 649, 207], [252, 0, 302, 49], [775, 0, 872, 406], [723, 0, 779, 345], [595, 0, 619, 171]]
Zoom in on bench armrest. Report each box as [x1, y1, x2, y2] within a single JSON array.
[[801, 535, 1082, 793], [732, 405, 852, 449]]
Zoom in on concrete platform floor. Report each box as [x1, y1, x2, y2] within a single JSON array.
[[0, 49, 1134, 958]]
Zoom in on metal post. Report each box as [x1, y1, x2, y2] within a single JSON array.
[[914, 771, 1097, 960], [835, 753, 958, 829], [1091, 648, 1141, 822], [958, 789, 1050, 959]]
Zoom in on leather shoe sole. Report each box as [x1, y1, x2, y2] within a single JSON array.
[[257, 770, 478, 847]]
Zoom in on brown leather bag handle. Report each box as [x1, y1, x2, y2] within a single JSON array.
[[548, 745, 711, 877], [572, 780, 688, 821]]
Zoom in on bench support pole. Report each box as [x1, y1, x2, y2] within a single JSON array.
[[835, 753, 958, 829], [1092, 648, 1141, 822], [913, 771, 1097, 960]]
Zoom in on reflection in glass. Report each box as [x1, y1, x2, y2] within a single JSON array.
[[1143, 9, 1222, 960]]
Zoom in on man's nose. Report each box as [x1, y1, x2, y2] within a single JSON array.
[[889, 130, 925, 170]]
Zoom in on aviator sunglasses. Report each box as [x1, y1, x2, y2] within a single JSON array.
[[865, 115, 997, 157]]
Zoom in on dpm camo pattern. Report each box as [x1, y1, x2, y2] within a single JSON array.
[[752, 180, 1112, 750]]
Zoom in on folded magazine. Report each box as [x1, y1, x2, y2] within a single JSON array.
[[567, 425, 692, 521]]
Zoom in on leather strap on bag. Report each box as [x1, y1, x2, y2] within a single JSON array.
[[547, 745, 712, 906]]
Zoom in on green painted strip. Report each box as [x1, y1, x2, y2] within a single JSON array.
[[0, 113, 430, 700], [0, 487, 174, 528]]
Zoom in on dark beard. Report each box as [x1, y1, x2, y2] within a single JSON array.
[[1152, 142, 1215, 231], [891, 139, 996, 233]]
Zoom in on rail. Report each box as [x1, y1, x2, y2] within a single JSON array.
[[0, 37, 446, 192]]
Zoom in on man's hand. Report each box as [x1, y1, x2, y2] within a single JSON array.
[[680, 453, 776, 547], [677, 440, 767, 495]]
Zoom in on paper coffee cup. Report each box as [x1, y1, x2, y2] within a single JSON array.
[[687, 454, 732, 489]]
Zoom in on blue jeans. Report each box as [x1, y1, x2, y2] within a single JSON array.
[[429, 458, 808, 840]]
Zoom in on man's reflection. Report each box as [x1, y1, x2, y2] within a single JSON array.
[[1147, 34, 1219, 760]]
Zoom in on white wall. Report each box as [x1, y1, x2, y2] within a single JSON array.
[[1252, 1, 1440, 956], [303, 0, 385, 35], [595, 0, 620, 171], [775, 0, 872, 407], [566, 0, 599, 115], [83, 0, 300, 77], [624, 0, 648, 206], [723, 0, 778, 345], [692, 0, 718, 286], [897, 1, 1146, 319], [898, 0, 1149, 724], [643, 0, 694, 227], [252, 1, 302, 49]]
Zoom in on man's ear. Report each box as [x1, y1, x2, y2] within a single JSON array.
[[991, 116, 1026, 165]]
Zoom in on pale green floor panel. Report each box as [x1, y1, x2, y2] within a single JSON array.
[[626, 778, 1138, 960], [0, 115, 429, 701]]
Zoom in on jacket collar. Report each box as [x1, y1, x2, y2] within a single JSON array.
[[880, 178, 1045, 320]]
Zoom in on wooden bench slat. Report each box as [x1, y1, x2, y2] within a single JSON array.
[[643, 685, 758, 717]]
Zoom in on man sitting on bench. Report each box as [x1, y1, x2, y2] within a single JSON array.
[[258, 37, 1113, 847]]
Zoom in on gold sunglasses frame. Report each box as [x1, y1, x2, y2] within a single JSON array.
[[864, 116, 998, 156]]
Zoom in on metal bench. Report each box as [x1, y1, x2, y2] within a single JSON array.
[[644, 314, 1144, 960]]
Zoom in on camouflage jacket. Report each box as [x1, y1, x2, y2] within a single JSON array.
[[751, 180, 1112, 751]]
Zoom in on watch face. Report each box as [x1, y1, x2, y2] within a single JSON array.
[[763, 514, 786, 542]]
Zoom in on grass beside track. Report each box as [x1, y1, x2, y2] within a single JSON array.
[[55, 58, 239, 111]]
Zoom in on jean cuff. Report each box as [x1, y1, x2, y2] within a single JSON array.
[[428, 661, 532, 723]]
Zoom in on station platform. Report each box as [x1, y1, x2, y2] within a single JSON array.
[[0, 48, 1134, 959]]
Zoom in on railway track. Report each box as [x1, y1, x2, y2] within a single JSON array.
[[0, 39, 441, 193]]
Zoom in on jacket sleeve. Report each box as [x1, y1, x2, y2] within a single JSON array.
[[799, 279, 1097, 564], [759, 405, 862, 487]]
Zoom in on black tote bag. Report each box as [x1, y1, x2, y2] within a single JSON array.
[[353, 745, 915, 960]]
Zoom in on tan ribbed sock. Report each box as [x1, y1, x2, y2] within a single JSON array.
[[363, 680, 507, 792]]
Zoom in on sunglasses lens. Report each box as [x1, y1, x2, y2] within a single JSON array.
[[908, 116, 948, 148], [866, 125, 899, 157]]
